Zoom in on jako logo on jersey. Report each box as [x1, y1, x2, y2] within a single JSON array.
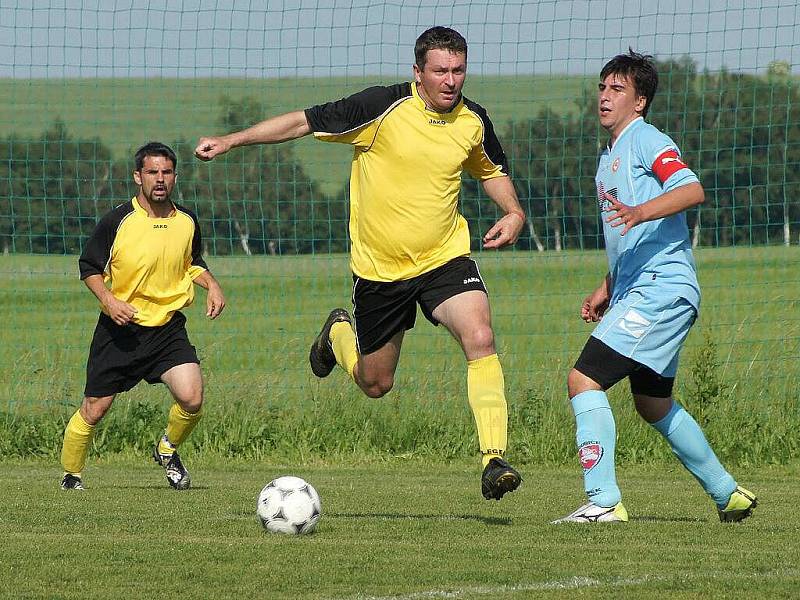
[[579, 442, 603, 471], [428, 118, 446, 125], [463, 277, 481, 284], [617, 309, 651, 339], [153, 224, 168, 229]]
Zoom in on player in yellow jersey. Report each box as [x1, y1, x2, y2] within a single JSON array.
[[60, 142, 226, 491], [195, 27, 523, 500]]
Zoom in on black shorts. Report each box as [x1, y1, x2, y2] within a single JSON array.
[[574, 336, 675, 398], [352, 256, 488, 355], [84, 312, 199, 397]]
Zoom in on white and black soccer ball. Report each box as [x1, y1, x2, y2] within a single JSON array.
[[256, 476, 321, 535]]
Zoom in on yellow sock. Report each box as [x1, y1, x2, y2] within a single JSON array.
[[330, 320, 359, 381], [467, 354, 508, 468], [61, 410, 95, 475], [163, 403, 202, 450]]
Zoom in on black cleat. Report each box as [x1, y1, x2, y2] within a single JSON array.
[[309, 308, 352, 378], [481, 457, 522, 500], [60, 473, 85, 490], [153, 445, 191, 490]]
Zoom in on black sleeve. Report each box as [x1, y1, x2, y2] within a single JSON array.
[[304, 82, 412, 134], [187, 209, 208, 271], [78, 202, 133, 280], [462, 97, 510, 175]]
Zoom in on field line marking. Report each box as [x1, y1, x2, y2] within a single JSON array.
[[335, 569, 800, 600], [336, 575, 654, 599]]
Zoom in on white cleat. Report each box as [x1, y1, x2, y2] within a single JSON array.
[[552, 501, 629, 524]]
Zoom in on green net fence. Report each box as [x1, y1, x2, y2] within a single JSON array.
[[0, 1, 798, 457]]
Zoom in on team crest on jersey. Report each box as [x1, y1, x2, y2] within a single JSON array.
[[579, 441, 603, 471], [611, 157, 621, 172]]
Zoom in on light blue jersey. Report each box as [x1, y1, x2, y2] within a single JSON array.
[[569, 114, 741, 517], [596, 117, 700, 310]]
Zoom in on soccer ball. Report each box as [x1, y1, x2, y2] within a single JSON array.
[[256, 476, 321, 535]]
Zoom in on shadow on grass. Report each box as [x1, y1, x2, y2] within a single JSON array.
[[105, 484, 212, 491], [331, 512, 512, 525]]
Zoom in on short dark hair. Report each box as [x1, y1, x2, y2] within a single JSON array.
[[600, 49, 659, 117], [134, 141, 177, 171], [414, 26, 467, 70]]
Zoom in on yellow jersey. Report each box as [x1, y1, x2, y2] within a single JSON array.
[[78, 197, 208, 326], [305, 82, 509, 281]]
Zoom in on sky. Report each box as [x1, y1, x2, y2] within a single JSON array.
[[1, 0, 798, 78]]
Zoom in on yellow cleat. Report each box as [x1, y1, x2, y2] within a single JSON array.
[[718, 486, 757, 523]]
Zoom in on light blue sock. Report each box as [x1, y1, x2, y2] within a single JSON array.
[[650, 401, 737, 508], [571, 390, 620, 508]]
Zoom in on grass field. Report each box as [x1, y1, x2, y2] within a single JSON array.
[[0, 247, 797, 598], [1, 247, 798, 464], [0, 459, 796, 599], [0, 75, 591, 195]]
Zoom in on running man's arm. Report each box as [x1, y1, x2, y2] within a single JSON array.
[[83, 274, 137, 326], [607, 132, 704, 236], [581, 273, 612, 323], [194, 111, 312, 161], [605, 181, 704, 236], [193, 270, 226, 319], [78, 206, 137, 325], [481, 176, 526, 249]]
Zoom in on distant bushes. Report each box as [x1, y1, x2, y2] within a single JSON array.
[[2, 59, 799, 255], [3, 337, 796, 466]]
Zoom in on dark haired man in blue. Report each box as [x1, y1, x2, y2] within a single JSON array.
[[554, 51, 757, 523]]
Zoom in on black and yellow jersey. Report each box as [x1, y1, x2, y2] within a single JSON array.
[[305, 81, 509, 282], [78, 197, 208, 327]]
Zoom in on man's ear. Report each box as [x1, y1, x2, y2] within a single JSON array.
[[636, 95, 647, 115], [133, 170, 142, 186]]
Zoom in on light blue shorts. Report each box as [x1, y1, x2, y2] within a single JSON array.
[[591, 290, 696, 377]]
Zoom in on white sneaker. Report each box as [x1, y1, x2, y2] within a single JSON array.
[[551, 501, 629, 524]]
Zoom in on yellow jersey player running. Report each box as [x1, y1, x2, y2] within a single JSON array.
[[195, 27, 523, 500], [60, 142, 225, 491]]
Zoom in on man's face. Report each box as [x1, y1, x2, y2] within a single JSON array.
[[133, 155, 176, 204], [597, 73, 646, 137], [413, 48, 466, 112]]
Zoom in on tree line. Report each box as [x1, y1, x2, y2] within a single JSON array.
[[1, 58, 798, 255]]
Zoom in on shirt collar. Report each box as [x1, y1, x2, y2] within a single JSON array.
[[607, 116, 643, 151], [411, 81, 463, 114], [132, 196, 175, 218]]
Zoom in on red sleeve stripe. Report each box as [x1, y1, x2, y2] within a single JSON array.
[[652, 149, 688, 183]]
